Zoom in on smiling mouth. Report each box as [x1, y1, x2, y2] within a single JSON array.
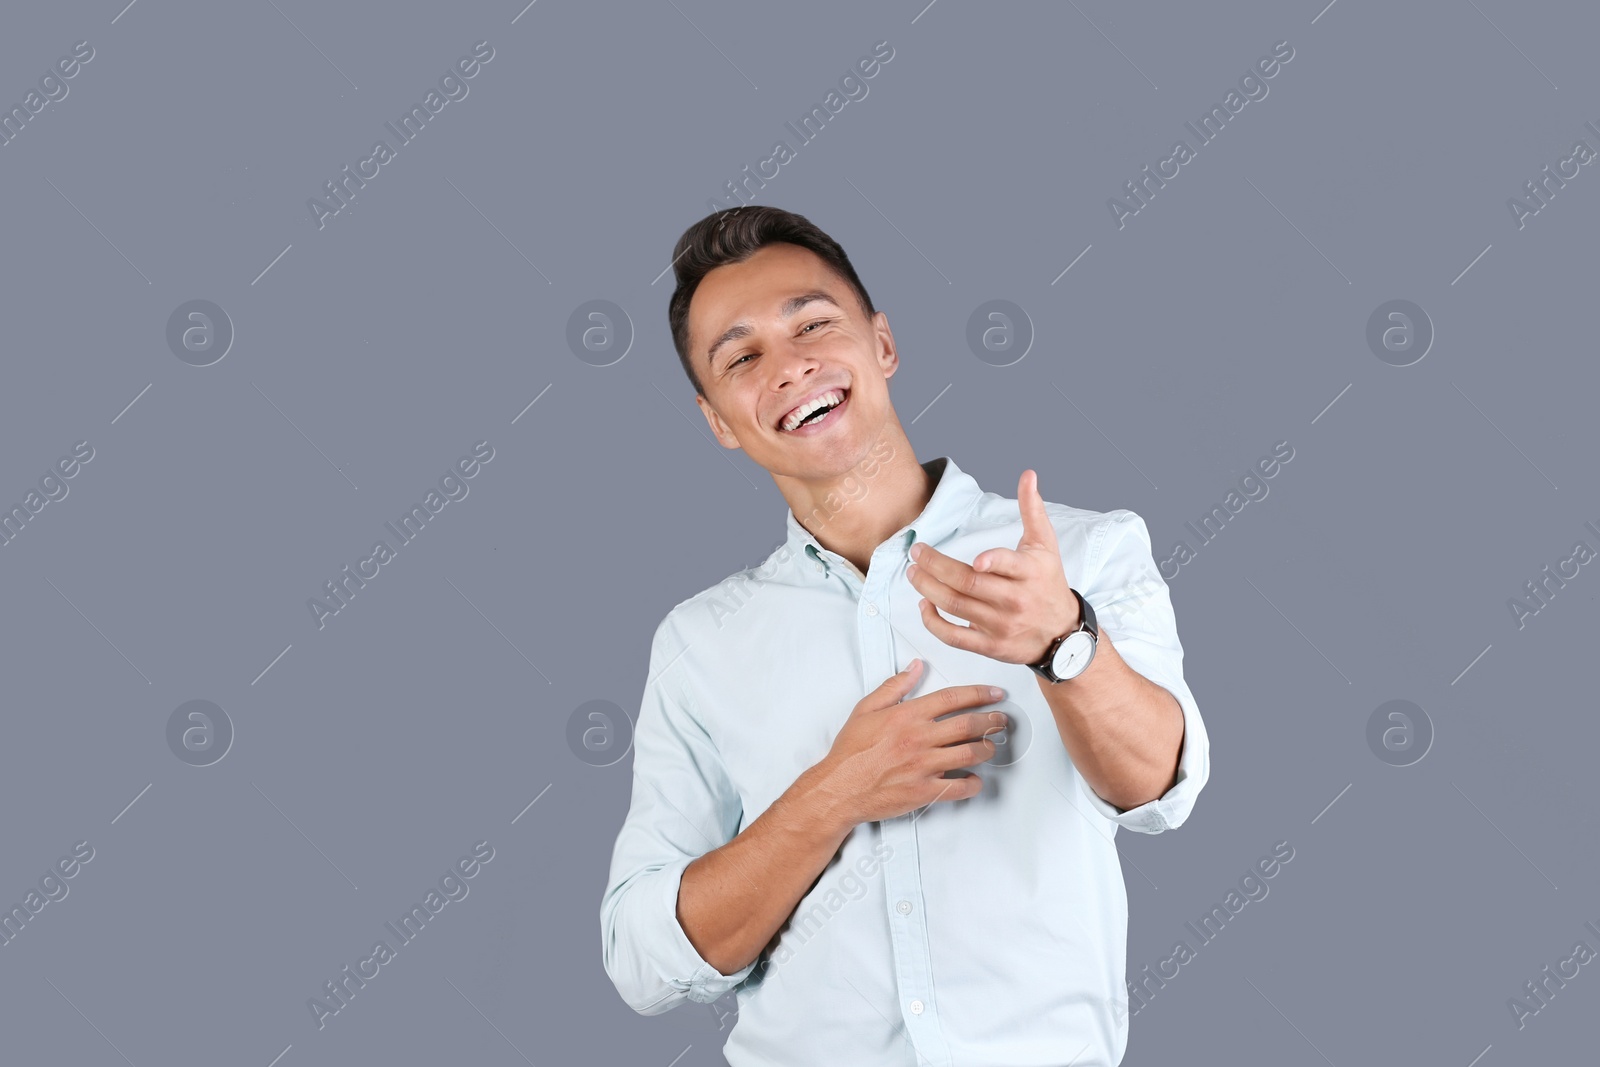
[[781, 388, 849, 433]]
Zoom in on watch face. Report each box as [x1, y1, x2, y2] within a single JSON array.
[[1052, 632, 1095, 679]]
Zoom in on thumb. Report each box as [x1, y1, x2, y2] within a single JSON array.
[[1017, 469, 1055, 551]]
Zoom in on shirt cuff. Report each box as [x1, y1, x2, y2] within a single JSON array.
[[641, 854, 759, 1007], [1076, 670, 1209, 834]]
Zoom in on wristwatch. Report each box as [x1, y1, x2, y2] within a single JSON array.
[[1027, 588, 1099, 683]]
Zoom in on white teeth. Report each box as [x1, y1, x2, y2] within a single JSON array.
[[782, 389, 845, 432]]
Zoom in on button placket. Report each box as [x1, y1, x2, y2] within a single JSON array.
[[878, 816, 949, 1063], [841, 533, 949, 1065]]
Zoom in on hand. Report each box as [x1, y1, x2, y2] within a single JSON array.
[[906, 468, 1079, 666], [810, 660, 1007, 829]]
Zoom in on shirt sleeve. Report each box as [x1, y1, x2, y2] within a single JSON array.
[[1072, 509, 1211, 835], [599, 616, 758, 1015]]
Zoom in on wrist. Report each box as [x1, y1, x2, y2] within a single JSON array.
[[792, 760, 858, 841], [1028, 587, 1082, 667]]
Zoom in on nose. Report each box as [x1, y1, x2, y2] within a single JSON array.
[[769, 338, 821, 388]]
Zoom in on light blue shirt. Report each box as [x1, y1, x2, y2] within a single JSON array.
[[601, 456, 1210, 1066]]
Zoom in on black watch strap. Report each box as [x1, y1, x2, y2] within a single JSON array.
[[1073, 587, 1098, 638], [1030, 589, 1097, 674]]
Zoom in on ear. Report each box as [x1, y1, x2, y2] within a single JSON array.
[[873, 311, 899, 380], [695, 392, 742, 449]]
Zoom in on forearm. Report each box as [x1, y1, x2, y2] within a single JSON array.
[[676, 763, 854, 976], [1040, 632, 1184, 811]]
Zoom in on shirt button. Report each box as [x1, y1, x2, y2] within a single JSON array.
[[865, 602, 879, 616], [895, 899, 912, 915], [909, 999, 924, 1015], [813, 563, 825, 574]]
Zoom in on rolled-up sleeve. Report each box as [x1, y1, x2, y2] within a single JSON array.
[[1073, 510, 1210, 835], [600, 617, 757, 1015]]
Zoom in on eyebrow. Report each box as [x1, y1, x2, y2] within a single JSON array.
[[704, 290, 843, 368]]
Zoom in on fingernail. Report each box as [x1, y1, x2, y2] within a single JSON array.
[[989, 686, 1004, 699]]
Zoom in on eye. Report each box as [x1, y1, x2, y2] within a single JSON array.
[[727, 320, 832, 369]]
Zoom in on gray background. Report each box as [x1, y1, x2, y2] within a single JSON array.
[[1, 0, 1595, 1064]]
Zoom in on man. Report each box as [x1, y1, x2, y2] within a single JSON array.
[[600, 205, 1210, 1066]]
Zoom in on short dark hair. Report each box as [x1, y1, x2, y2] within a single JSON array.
[[667, 206, 876, 396]]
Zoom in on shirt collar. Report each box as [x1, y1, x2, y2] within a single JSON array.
[[784, 456, 983, 578]]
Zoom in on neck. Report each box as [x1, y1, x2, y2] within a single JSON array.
[[775, 424, 937, 577]]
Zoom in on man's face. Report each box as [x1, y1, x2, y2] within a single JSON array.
[[690, 242, 898, 480]]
